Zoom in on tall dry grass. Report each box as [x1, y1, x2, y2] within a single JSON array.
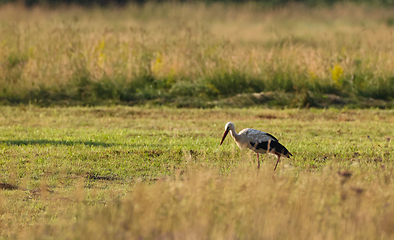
[[0, 3, 393, 105], [13, 164, 394, 239]]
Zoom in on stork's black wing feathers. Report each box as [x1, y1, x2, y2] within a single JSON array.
[[250, 140, 292, 158], [264, 133, 278, 142]]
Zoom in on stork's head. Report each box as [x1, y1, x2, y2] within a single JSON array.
[[220, 122, 234, 146]]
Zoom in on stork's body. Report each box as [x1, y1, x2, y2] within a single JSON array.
[[220, 122, 292, 170]]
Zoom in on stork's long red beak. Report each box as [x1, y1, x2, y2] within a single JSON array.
[[220, 129, 229, 146]]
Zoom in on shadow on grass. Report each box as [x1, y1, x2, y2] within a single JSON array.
[[0, 139, 120, 147]]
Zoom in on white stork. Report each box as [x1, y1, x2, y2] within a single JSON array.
[[220, 122, 292, 170]]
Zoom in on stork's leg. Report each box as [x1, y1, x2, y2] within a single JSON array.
[[274, 154, 281, 171], [257, 153, 260, 169]]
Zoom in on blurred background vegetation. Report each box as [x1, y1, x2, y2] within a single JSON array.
[[0, 0, 393, 108], [1, 0, 394, 7]]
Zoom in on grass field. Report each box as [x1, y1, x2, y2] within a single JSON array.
[[0, 106, 393, 239], [0, 3, 394, 107]]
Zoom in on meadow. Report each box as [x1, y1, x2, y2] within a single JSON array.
[[1, 2, 394, 239], [0, 106, 393, 239], [0, 3, 394, 107]]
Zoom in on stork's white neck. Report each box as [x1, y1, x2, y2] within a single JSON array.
[[228, 124, 240, 142]]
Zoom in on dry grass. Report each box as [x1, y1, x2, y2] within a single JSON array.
[[0, 3, 393, 105], [81, 166, 394, 240], [10, 164, 394, 240]]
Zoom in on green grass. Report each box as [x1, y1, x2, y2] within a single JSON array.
[[0, 106, 393, 239], [0, 3, 394, 107]]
